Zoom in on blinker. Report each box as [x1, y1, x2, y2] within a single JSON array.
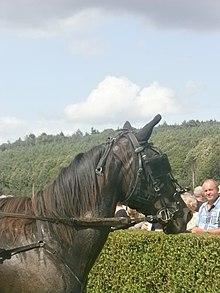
[[147, 154, 172, 178]]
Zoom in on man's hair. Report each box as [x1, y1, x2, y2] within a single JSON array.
[[202, 179, 218, 189]]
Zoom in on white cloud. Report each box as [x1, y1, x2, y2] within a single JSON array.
[[65, 76, 178, 125], [137, 81, 177, 115]]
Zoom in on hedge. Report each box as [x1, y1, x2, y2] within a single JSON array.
[[87, 230, 220, 293]]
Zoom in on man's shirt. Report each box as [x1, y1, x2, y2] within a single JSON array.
[[196, 196, 220, 230]]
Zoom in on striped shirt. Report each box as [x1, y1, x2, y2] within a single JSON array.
[[196, 196, 220, 230]]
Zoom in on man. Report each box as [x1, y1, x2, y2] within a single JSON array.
[[192, 179, 220, 234]]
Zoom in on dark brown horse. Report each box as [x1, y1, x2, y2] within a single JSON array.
[[0, 115, 191, 293]]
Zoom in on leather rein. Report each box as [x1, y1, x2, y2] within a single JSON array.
[[0, 212, 150, 264]]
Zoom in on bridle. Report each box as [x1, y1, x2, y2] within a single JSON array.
[[126, 130, 187, 223], [96, 130, 187, 223]]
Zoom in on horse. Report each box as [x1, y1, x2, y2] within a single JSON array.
[[0, 114, 191, 293]]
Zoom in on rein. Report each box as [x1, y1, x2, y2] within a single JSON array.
[[0, 242, 44, 264], [0, 212, 153, 264], [0, 212, 150, 227]]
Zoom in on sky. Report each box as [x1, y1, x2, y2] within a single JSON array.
[[0, 0, 220, 144]]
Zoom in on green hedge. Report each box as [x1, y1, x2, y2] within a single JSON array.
[[87, 230, 220, 293]]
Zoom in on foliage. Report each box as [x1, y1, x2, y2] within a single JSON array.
[[0, 119, 220, 196], [87, 230, 220, 293], [151, 120, 220, 189], [0, 129, 115, 196]]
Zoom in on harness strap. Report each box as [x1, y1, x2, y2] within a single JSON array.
[[124, 132, 144, 202], [0, 210, 157, 231], [0, 214, 155, 265], [0, 212, 136, 227], [141, 155, 162, 194], [0, 241, 45, 264], [123, 132, 161, 204], [124, 154, 143, 203], [95, 137, 115, 176], [127, 131, 145, 153]]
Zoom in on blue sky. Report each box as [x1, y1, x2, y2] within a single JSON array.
[[0, 0, 220, 143]]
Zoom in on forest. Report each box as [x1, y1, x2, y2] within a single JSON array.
[[0, 119, 219, 197]]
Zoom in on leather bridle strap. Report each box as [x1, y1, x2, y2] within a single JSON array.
[[123, 132, 145, 203], [0, 241, 45, 264], [126, 131, 145, 153], [95, 137, 115, 176], [0, 212, 133, 227]]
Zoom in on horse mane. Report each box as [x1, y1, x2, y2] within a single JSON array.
[[0, 196, 33, 239], [32, 144, 105, 218], [0, 196, 32, 214]]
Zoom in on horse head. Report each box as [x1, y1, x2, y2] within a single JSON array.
[[113, 114, 191, 234]]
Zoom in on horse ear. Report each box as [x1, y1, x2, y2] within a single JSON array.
[[123, 121, 133, 131], [136, 114, 162, 142]]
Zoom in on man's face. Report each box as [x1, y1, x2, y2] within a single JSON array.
[[203, 181, 218, 205]]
